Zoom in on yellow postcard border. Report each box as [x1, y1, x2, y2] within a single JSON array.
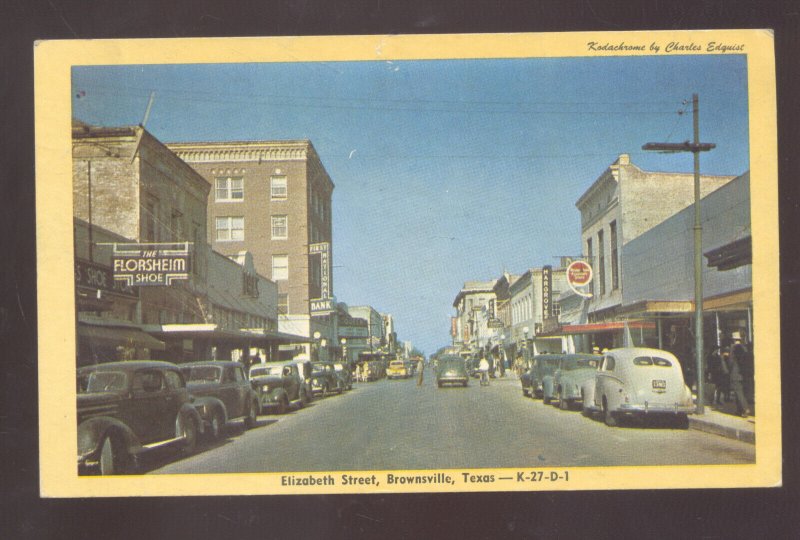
[[35, 30, 780, 497]]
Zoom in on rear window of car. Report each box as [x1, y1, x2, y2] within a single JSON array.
[[183, 366, 222, 382], [633, 356, 672, 367]]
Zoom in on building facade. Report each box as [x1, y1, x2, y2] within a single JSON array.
[[73, 122, 290, 364], [573, 153, 735, 349], [167, 140, 336, 351], [452, 280, 497, 351]]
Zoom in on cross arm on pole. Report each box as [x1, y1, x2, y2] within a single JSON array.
[[642, 142, 716, 153]]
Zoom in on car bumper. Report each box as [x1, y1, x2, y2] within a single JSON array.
[[438, 377, 468, 384], [617, 402, 694, 415]]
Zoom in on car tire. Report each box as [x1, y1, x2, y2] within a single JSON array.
[[675, 413, 690, 430], [99, 432, 129, 475], [209, 409, 224, 440], [522, 387, 528, 397], [543, 394, 551, 405], [602, 397, 617, 427], [278, 396, 289, 415], [244, 400, 258, 429], [178, 415, 198, 455], [558, 390, 569, 410]]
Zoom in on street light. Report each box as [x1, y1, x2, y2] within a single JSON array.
[[340, 337, 347, 363], [313, 331, 321, 362], [643, 93, 715, 415]]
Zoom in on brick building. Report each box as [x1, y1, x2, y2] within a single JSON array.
[[72, 121, 292, 364], [167, 140, 335, 353]]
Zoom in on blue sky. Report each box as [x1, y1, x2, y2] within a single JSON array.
[[72, 54, 750, 355]]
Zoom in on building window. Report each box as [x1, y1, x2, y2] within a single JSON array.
[[271, 215, 288, 240], [610, 220, 619, 290], [278, 293, 289, 315], [598, 229, 606, 296], [586, 238, 594, 295], [216, 216, 244, 241], [170, 209, 183, 241], [552, 302, 561, 319], [215, 177, 244, 201], [272, 255, 289, 281], [271, 176, 287, 200]]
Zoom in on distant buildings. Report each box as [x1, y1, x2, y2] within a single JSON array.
[[449, 154, 748, 375]]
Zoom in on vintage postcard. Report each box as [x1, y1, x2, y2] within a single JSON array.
[[35, 30, 780, 496]]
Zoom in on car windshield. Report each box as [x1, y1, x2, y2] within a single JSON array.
[[78, 371, 128, 393], [439, 358, 464, 369], [633, 356, 673, 367], [562, 358, 598, 370], [183, 366, 222, 382], [250, 366, 283, 377]]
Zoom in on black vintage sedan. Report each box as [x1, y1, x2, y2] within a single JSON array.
[[436, 355, 469, 388], [310, 361, 345, 397], [180, 361, 261, 439], [77, 360, 203, 475]]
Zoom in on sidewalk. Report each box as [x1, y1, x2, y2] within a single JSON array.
[[688, 402, 755, 444]]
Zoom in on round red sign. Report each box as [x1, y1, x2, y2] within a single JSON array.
[[567, 260, 593, 286]]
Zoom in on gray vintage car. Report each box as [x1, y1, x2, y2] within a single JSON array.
[[528, 354, 562, 402], [77, 361, 203, 475], [436, 355, 469, 387], [551, 354, 600, 410], [180, 361, 260, 439]]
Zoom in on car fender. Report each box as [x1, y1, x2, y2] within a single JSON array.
[[542, 376, 555, 399], [191, 395, 228, 423], [267, 387, 289, 403], [179, 403, 204, 435], [78, 416, 141, 459]]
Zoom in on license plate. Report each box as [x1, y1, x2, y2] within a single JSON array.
[[652, 379, 666, 389]]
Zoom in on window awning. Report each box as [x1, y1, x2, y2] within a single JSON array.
[[78, 324, 166, 351], [556, 321, 656, 335]]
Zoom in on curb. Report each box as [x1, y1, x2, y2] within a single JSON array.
[[688, 416, 755, 445]]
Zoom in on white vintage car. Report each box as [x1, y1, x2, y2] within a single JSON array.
[[582, 347, 694, 427]]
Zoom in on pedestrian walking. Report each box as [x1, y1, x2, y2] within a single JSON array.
[[726, 333, 751, 417], [706, 347, 727, 405], [416, 358, 425, 386], [479, 356, 490, 386]]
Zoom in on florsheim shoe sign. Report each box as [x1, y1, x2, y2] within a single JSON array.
[[110, 242, 191, 286]]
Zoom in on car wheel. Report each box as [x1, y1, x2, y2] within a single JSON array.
[[558, 390, 569, 410], [99, 433, 129, 475], [602, 397, 617, 427], [522, 387, 528, 396], [209, 409, 224, 440], [178, 415, 198, 455], [244, 400, 258, 429], [277, 396, 289, 415], [543, 394, 551, 405], [675, 413, 690, 430]]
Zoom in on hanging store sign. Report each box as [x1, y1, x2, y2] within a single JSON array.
[[309, 242, 333, 316], [542, 265, 553, 319], [487, 318, 504, 329], [566, 260, 593, 298], [75, 259, 138, 298], [112, 242, 191, 286]]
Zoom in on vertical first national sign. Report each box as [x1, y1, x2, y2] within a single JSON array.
[[112, 242, 191, 286]]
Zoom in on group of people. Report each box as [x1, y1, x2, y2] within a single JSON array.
[[707, 332, 754, 418]]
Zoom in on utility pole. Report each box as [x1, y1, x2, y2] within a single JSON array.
[[643, 93, 715, 415]]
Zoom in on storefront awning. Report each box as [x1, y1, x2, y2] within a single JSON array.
[[145, 324, 310, 344], [78, 324, 166, 351], [556, 321, 656, 335]]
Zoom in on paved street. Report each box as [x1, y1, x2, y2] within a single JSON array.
[[147, 373, 754, 475]]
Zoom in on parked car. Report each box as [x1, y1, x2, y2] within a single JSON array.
[[551, 354, 600, 410], [77, 360, 203, 475], [333, 362, 353, 390], [528, 354, 562, 401], [436, 355, 469, 387], [180, 361, 261, 439], [310, 361, 345, 396], [585, 347, 694, 427], [386, 359, 410, 379], [249, 363, 312, 414]]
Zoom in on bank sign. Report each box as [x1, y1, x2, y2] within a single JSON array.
[[309, 242, 334, 316], [112, 243, 191, 286]]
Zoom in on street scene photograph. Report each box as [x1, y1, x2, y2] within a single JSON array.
[[39, 32, 779, 493]]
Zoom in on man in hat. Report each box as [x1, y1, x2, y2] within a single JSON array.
[[726, 332, 751, 417]]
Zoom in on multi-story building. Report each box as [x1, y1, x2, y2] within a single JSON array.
[[346, 305, 385, 353], [167, 139, 335, 354], [507, 266, 568, 356], [574, 153, 735, 349], [72, 122, 289, 363], [452, 280, 497, 351]]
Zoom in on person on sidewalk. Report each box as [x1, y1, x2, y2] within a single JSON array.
[[416, 358, 425, 386], [726, 333, 751, 417]]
